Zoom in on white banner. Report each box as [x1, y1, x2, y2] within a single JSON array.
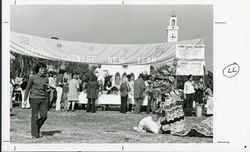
[[176, 44, 205, 60], [10, 31, 203, 65], [176, 61, 205, 75]]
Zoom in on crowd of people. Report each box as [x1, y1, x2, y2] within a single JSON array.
[[10, 62, 213, 138], [11, 64, 213, 115]]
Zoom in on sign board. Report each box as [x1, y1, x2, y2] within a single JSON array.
[[176, 44, 205, 60], [176, 61, 205, 76]]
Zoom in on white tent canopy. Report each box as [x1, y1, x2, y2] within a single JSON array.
[[10, 31, 203, 66]]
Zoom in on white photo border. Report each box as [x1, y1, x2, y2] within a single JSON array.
[[2, 0, 250, 151]]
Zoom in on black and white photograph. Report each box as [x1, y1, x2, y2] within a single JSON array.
[[2, 0, 250, 151], [9, 4, 213, 144]]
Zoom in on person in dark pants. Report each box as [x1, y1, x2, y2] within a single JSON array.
[[134, 74, 146, 114], [24, 62, 49, 138], [120, 77, 129, 113], [194, 77, 205, 104], [86, 75, 99, 113], [183, 75, 195, 116]]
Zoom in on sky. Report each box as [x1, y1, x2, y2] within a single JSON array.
[[11, 5, 213, 71]]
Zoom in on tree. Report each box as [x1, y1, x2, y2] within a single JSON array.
[[10, 53, 37, 77], [10, 53, 64, 77], [65, 62, 89, 79]]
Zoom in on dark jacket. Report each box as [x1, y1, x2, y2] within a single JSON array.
[[120, 82, 129, 97], [134, 78, 145, 99], [24, 74, 48, 100], [56, 74, 64, 87], [86, 81, 99, 99]]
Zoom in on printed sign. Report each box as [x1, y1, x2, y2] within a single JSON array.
[[176, 44, 205, 60], [176, 61, 205, 75]]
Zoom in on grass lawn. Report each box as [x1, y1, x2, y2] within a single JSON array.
[[10, 106, 212, 143]]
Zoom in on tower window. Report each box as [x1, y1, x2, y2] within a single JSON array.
[[171, 19, 175, 26], [115, 72, 121, 86], [171, 34, 176, 40]]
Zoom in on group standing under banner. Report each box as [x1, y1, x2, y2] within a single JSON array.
[[11, 64, 213, 115], [10, 62, 213, 138]]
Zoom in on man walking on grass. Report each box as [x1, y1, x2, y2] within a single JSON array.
[[24, 62, 49, 138]]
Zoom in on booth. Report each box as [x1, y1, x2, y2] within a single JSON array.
[[10, 32, 205, 110], [78, 92, 148, 106]]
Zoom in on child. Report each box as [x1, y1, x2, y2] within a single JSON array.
[[133, 110, 163, 134]]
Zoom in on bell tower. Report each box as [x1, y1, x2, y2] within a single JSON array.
[[167, 11, 179, 42]]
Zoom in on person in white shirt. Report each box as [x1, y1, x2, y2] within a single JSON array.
[[14, 72, 23, 86], [133, 111, 162, 134], [94, 64, 105, 91], [127, 75, 134, 111], [14, 72, 23, 102], [183, 75, 195, 116], [20, 75, 30, 109], [48, 71, 56, 110]]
